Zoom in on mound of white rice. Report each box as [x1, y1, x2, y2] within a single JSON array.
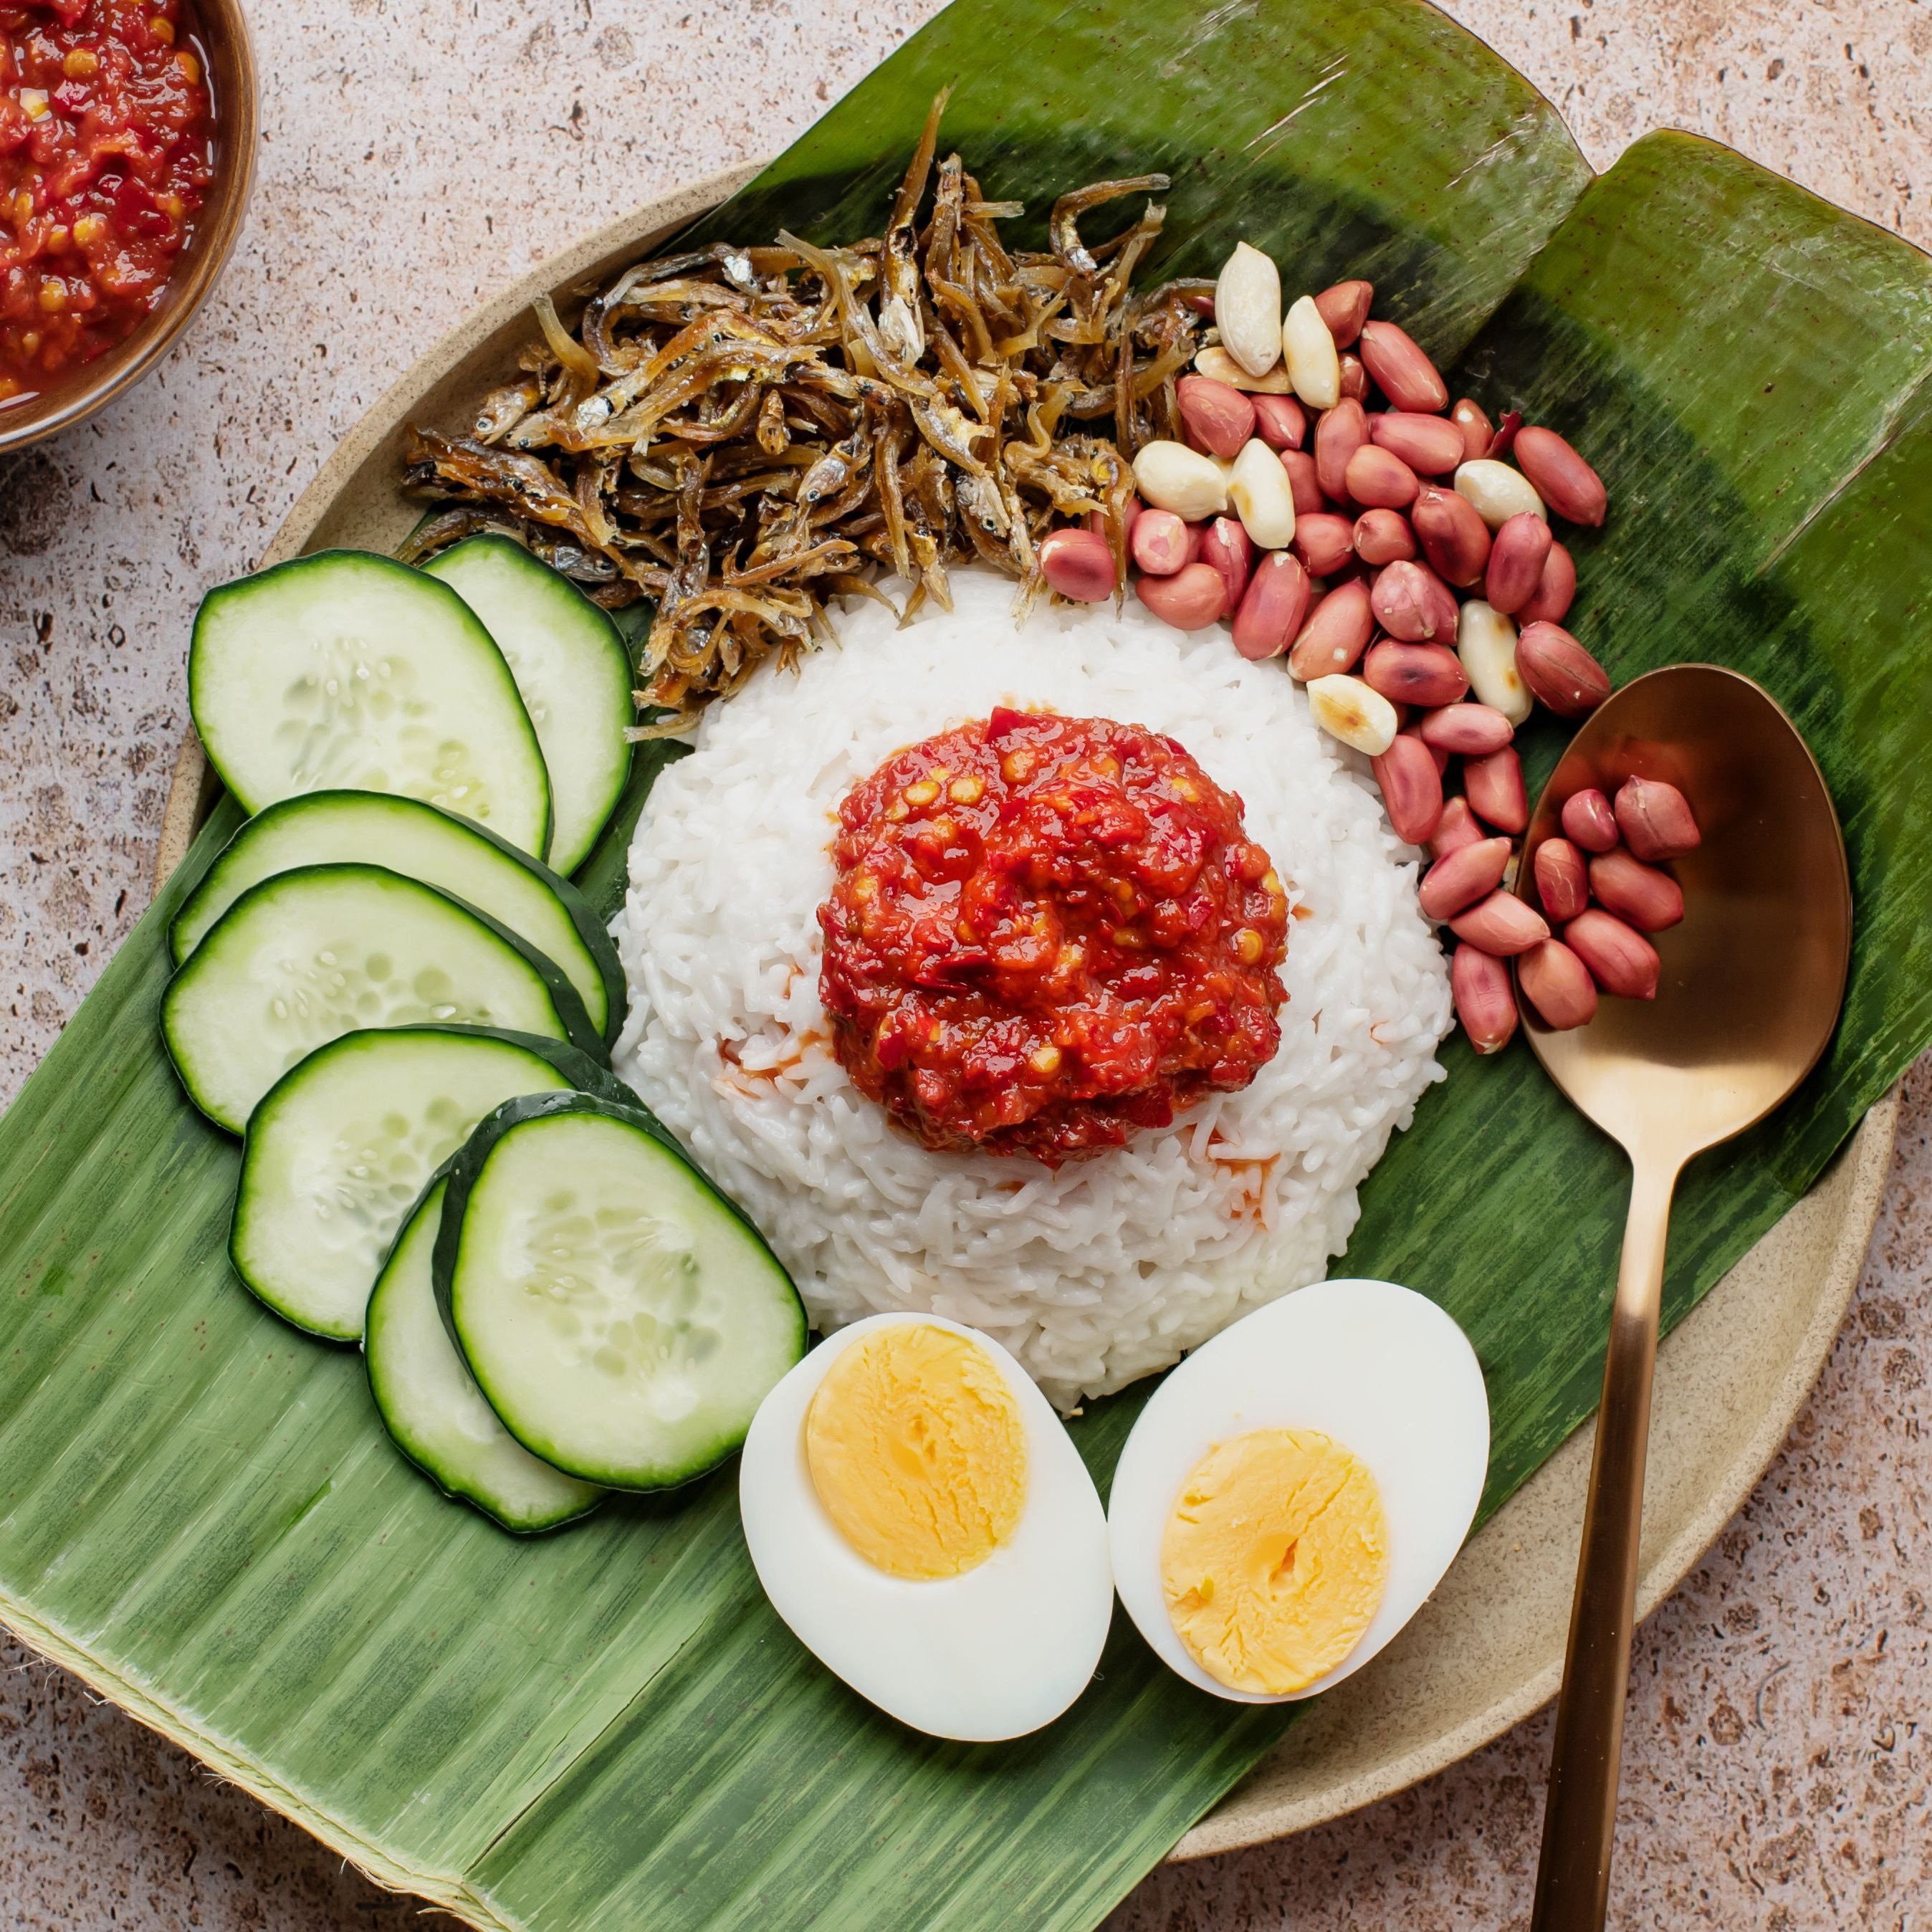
[[614, 570, 1452, 1409]]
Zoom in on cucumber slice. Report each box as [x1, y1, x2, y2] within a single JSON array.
[[190, 550, 553, 861], [368, 1174, 607, 1532], [171, 790, 623, 1043], [436, 1094, 805, 1491], [424, 535, 634, 876], [162, 864, 603, 1134], [232, 1025, 604, 1339]]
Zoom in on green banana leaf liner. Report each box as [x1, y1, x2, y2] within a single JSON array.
[[4, 3, 1930, 1929]]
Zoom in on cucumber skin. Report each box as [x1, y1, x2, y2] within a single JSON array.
[[422, 534, 636, 879], [365, 1166, 607, 1535], [169, 789, 626, 1047], [160, 864, 611, 1134], [188, 548, 554, 863], [227, 1026, 628, 1344], [431, 1091, 807, 1491]]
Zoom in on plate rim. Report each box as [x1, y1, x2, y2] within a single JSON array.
[[130, 165, 1895, 1883]]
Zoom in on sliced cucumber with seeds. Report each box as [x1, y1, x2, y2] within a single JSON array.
[[423, 535, 634, 877], [231, 1025, 623, 1339], [162, 864, 603, 1134], [368, 1172, 607, 1532], [190, 550, 553, 860], [436, 1093, 805, 1491], [171, 790, 623, 1043]]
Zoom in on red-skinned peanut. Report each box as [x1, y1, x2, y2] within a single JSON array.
[[1370, 732, 1445, 845], [1450, 398, 1492, 463], [1038, 527, 1116, 601], [1419, 836, 1512, 921], [1133, 562, 1226, 631], [1291, 511, 1356, 577], [1313, 279, 1372, 347], [1353, 508, 1416, 565], [1518, 939, 1599, 1030], [1175, 376, 1258, 460], [1463, 746, 1529, 832], [1517, 540, 1576, 624], [1614, 777, 1701, 861], [1410, 484, 1492, 587], [1403, 722, 1450, 775], [1129, 507, 1196, 575], [1370, 411, 1465, 476], [1589, 848, 1685, 931], [1338, 353, 1368, 403], [1281, 448, 1327, 515], [1516, 621, 1612, 717], [1370, 559, 1458, 642], [1483, 512, 1553, 614], [1357, 320, 1449, 412], [1287, 577, 1374, 679], [1199, 516, 1253, 618], [1534, 838, 1589, 922], [1561, 787, 1620, 853], [1314, 399, 1369, 502], [1450, 891, 1549, 957], [1513, 426, 1608, 527], [1417, 702, 1513, 755], [1346, 443, 1421, 510], [1364, 640, 1468, 707], [1430, 795, 1485, 861], [1566, 908, 1660, 998], [1250, 393, 1306, 451], [1453, 942, 1519, 1053], [1231, 550, 1311, 661]]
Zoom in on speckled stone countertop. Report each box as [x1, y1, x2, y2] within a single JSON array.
[[1, 3, 1927, 1927]]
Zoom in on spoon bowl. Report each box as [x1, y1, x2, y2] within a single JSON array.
[[1519, 664, 1850, 1162], [1516, 664, 1850, 1932]]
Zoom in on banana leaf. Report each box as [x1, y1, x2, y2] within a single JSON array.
[[4, 4, 1931, 1931]]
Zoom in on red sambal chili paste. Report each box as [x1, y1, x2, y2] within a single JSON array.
[[0, 0, 214, 403], [818, 708, 1291, 1165]]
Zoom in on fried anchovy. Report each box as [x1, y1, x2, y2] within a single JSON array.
[[402, 100, 1199, 735]]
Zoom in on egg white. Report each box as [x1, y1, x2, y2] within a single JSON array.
[[737, 1312, 1114, 1741], [1107, 1278, 1489, 1703]]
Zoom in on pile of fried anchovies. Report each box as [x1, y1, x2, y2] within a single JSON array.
[[399, 96, 1207, 735]]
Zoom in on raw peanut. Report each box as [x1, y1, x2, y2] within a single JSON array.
[[1352, 507, 1416, 565], [1369, 410, 1465, 476], [1372, 558, 1458, 642], [1134, 562, 1228, 631], [1430, 796, 1485, 861], [1231, 550, 1311, 660], [1133, 439, 1230, 520], [1518, 939, 1599, 1030], [1450, 398, 1492, 463], [1281, 448, 1326, 516], [1314, 398, 1368, 501], [1287, 577, 1374, 679], [1228, 437, 1297, 548], [1037, 527, 1116, 602], [1566, 907, 1660, 999], [1454, 459, 1545, 529], [1283, 294, 1342, 409], [1307, 673, 1400, 755], [1194, 345, 1293, 393], [1561, 788, 1620, 853], [1534, 837, 1589, 922], [1518, 538, 1576, 624], [1250, 393, 1306, 450], [1455, 599, 1529, 723], [1589, 848, 1685, 932], [1200, 515, 1255, 616], [1483, 512, 1553, 615], [1453, 942, 1519, 1053], [1346, 442, 1421, 510], [1291, 510, 1356, 577], [1130, 507, 1197, 575], [1450, 890, 1549, 957], [1215, 241, 1284, 378], [1364, 639, 1468, 707], [1513, 425, 1607, 527], [1339, 353, 1368, 403], [1417, 702, 1513, 755], [1464, 745, 1529, 833], [1357, 320, 1449, 412], [1516, 621, 1611, 717], [1176, 376, 1258, 460], [1411, 484, 1492, 587], [1371, 732, 1445, 844], [1419, 836, 1512, 920], [1404, 721, 1450, 775], [1613, 777, 1701, 861], [1314, 279, 1372, 348]]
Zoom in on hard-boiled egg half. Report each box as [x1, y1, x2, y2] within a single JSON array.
[[1109, 1279, 1488, 1702], [738, 1312, 1114, 1741]]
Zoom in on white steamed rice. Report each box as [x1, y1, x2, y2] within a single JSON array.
[[613, 568, 1452, 1410]]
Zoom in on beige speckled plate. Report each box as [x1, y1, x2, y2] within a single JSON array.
[[153, 167, 1895, 1863]]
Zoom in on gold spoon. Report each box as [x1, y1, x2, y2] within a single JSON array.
[[1516, 664, 1850, 1931]]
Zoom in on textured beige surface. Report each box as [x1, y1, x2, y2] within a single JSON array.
[[1, 1, 1928, 1928]]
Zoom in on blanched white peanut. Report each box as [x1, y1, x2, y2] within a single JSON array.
[[1455, 598, 1530, 724], [1193, 345, 1293, 394], [1306, 674, 1399, 755], [1132, 440, 1229, 521], [1227, 437, 1296, 549], [1215, 241, 1283, 378], [1281, 295, 1341, 410], [1454, 459, 1546, 528]]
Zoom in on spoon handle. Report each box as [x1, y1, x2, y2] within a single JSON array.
[[1531, 1153, 1681, 1931]]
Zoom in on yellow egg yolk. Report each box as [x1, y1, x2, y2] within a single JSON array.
[[804, 1324, 1028, 1579], [1159, 1428, 1388, 1696]]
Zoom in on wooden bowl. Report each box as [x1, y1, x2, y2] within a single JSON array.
[[0, 0, 258, 454]]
